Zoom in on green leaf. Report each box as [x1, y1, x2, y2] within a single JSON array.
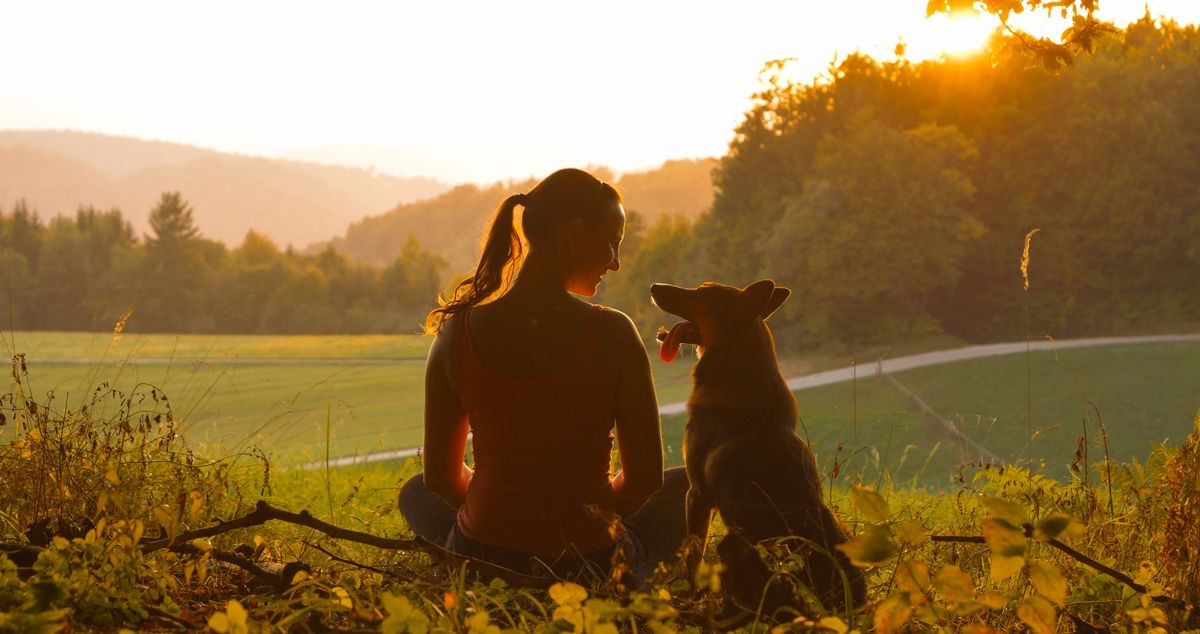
[[548, 582, 588, 606], [850, 485, 890, 523], [1034, 513, 1079, 541], [873, 594, 912, 634], [894, 519, 929, 546], [1029, 560, 1068, 607], [981, 496, 1029, 529], [933, 565, 975, 603], [818, 616, 849, 634], [896, 559, 931, 596], [977, 590, 1009, 609], [835, 525, 896, 566], [1018, 594, 1057, 634], [381, 593, 429, 634], [981, 518, 1027, 558], [989, 551, 1026, 581]]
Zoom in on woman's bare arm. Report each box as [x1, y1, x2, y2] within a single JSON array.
[[422, 323, 472, 506], [603, 309, 664, 516]]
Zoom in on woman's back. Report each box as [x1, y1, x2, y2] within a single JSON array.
[[463, 295, 608, 380], [451, 300, 620, 556]]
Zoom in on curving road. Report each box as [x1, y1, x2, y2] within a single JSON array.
[[304, 333, 1200, 469]]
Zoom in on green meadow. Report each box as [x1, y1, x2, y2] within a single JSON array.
[[661, 341, 1200, 486], [5, 331, 1198, 486]]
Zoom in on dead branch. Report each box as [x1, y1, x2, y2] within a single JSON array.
[[142, 500, 557, 589], [929, 532, 1187, 610], [170, 541, 287, 590]]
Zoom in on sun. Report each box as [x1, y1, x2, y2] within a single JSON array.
[[904, 10, 996, 61]]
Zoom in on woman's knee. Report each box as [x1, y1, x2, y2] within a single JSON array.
[[396, 473, 429, 514]]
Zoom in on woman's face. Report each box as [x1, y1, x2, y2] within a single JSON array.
[[566, 203, 625, 297]]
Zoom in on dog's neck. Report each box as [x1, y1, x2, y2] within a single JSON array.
[[688, 321, 795, 418]]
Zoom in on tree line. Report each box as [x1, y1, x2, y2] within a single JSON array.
[[325, 159, 717, 276], [0, 192, 446, 334], [4, 17, 1197, 344], [602, 15, 1200, 348]]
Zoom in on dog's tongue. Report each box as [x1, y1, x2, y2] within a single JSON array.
[[658, 321, 692, 363]]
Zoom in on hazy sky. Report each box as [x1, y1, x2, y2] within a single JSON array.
[[3, 1, 1197, 184]]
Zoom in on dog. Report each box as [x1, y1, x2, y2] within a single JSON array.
[[651, 279, 866, 618]]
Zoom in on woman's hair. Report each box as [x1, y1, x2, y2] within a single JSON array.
[[423, 168, 622, 334]]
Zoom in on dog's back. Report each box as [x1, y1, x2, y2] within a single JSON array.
[[652, 280, 865, 617], [691, 328, 863, 614]]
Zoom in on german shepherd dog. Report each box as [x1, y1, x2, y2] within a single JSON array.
[[651, 280, 865, 617]]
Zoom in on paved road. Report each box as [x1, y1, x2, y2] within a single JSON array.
[[306, 333, 1200, 469]]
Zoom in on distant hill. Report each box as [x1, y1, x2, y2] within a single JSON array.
[[0, 130, 448, 247], [327, 158, 717, 273]]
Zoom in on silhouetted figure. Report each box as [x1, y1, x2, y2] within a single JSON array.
[[399, 168, 685, 584]]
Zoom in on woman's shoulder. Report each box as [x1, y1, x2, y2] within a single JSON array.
[[428, 311, 464, 360], [593, 304, 645, 349]]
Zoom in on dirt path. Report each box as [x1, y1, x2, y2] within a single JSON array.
[[308, 333, 1200, 468]]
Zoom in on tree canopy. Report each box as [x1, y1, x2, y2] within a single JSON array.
[[0, 196, 446, 334]]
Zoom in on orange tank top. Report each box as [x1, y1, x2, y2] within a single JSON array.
[[454, 306, 619, 557]]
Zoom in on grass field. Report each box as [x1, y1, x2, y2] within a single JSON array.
[[660, 341, 1200, 486], [4, 330, 1197, 486]]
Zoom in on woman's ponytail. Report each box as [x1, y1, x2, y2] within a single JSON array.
[[424, 194, 526, 334]]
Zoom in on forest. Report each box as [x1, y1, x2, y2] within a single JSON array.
[[0, 158, 716, 335], [7, 18, 1195, 349], [603, 14, 1200, 347], [0, 194, 446, 334]]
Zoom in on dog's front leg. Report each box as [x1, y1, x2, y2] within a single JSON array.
[[684, 487, 714, 582]]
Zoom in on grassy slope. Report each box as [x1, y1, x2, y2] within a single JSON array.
[[5, 331, 1198, 484], [661, 342, 1200, 486], [5, 331, 429, 360]]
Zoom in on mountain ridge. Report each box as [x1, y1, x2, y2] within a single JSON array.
[[0, 129, 449, 247]]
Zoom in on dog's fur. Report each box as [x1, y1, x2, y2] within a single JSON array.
[[651, 280, 866, 618]]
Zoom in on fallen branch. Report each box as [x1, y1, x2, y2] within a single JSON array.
[[929, 532, 1187, 610], [170, 542, 287, 590], [143, 500, 557, 589], [142, 500, 418, 554]]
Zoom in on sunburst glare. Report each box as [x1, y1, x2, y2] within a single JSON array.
[[905, 10, 997, 60]]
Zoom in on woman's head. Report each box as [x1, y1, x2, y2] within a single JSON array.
[[520, 168, 622, 247], [424, 168, 624, 333]]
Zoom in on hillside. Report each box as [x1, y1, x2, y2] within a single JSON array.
[[327, 157, 717, 272], [0, 130, 448, 247]]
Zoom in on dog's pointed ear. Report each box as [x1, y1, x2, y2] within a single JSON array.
[[739, 280, 777, 319], [761, 286, 791, 320]]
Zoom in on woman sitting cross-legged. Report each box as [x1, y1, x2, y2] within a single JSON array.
[[398, 167, 687, 584]]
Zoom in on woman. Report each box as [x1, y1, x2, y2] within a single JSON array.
[[398, 168, 686, 583]]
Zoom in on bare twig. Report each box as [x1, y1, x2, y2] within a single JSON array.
[[929, 532, 1187, 610], [303, 540, 392, 577]]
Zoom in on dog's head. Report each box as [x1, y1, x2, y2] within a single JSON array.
[[650, 279, 790, 363]]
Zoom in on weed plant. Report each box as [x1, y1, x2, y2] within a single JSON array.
[[2, 349, 1198, 632]]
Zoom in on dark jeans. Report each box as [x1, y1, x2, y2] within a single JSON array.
[[398, 467, 689, 585]]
